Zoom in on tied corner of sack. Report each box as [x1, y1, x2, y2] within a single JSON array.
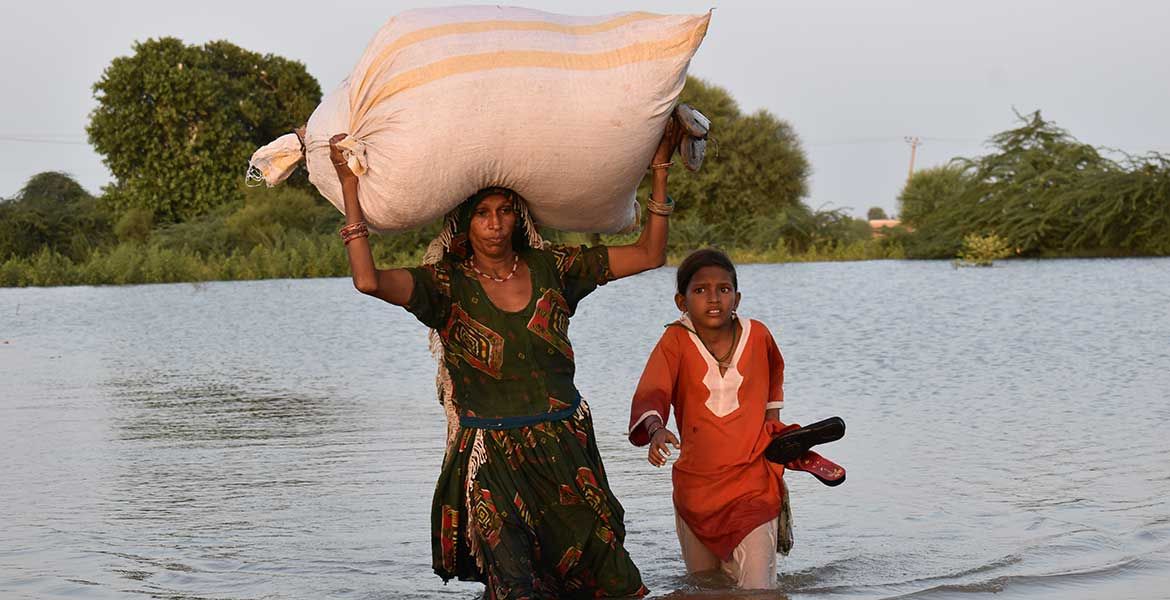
[[246, 132, 305, 187], [335, 134, 369, 177]]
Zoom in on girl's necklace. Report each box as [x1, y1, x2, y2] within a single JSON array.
[[703, 322, 740, 368], [470, 254, 519, 283]]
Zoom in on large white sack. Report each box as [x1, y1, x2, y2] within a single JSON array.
[[250, 6, 710, 233]]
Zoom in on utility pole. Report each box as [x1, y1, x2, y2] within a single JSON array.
[[904, 136, 922, 181]]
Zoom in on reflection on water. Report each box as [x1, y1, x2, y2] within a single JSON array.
[[108, 377, 339, 442], [2, 259, 1169, 599]]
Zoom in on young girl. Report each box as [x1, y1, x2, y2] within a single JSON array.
[[627, 248, 794, 589]]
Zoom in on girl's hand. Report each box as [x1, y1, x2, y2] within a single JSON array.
[[329, 133, 356, 182], [651, 116, 683, 167], [648, 427, 680, 467]]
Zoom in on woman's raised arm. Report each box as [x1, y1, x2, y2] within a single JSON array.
[[606, 119, 682, 280], [330, 134, 414, 306]]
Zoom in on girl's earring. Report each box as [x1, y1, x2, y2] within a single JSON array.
[[731, 310, 738, 320]]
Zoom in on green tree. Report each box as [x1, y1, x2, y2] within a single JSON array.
[[87, 37, 321, 222], [899, 111, 1170, 258], [866, 206, 888, 220], [0, 172, 111, 261], [897, 163, 968, 229], [647, 77, 811, 250], [16, 170, 92, 205]]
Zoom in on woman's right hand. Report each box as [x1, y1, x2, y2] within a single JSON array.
[[648, 427, 681, 467], [329, 133, 357, 182], [651, 115, 683, 167]]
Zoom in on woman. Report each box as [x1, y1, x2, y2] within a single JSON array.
[[328, 120, 681, 599]]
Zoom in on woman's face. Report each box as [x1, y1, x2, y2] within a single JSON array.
[[676, 265, 741, 331], [467, 193, 517, 259]]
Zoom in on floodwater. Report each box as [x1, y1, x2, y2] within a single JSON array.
[[2, 258, 1169, 599]]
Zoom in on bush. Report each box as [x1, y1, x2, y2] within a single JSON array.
[[0, 172, 112, 262], [114, 208, 154, 242], [956, 233, 1013, 266]]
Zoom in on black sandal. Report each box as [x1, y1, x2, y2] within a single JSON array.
[[764, 416, 846, 464], [675, 103, 710, 138], [674, 103, 710, 172]]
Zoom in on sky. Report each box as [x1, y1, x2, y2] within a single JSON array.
[[2, 0, 1168, 218]]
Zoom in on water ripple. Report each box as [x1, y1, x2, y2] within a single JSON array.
[[2, 260, 1169, 599]]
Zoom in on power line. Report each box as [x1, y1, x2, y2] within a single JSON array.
[[920, 136, 984, 144], [806, 135, 983, 147], [0, 135, 89, 145], [805, 137, 901, 147]]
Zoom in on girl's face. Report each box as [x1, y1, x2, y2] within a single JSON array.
[[467, 194, 517, 258], [675, 265, 741, 331]]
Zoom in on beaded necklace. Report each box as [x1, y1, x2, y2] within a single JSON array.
[[470, 254, 519, 283]]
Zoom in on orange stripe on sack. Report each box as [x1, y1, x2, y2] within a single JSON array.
[[351, 14, 711, 126], [349, 12, 665, 114]]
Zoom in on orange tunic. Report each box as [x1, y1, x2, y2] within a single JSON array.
[[629, 317, 788, 560]]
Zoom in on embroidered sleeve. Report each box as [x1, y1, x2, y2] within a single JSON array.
[[629, 329, 682, 446], [404, 262, 453, 330], [548, 244, 614, 312]]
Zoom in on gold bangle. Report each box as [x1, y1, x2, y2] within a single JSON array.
[[649, 161, 674, 171], [646, 193, 675, 216]]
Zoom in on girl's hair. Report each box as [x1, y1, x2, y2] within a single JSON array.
[[676, 248, 738, 295]]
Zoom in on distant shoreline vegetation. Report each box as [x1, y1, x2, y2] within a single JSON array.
[[0, 172, 899, 288], [895, 111, 1170, 260], [0, 237, 907, 289], [1, 37, 1166, 288]]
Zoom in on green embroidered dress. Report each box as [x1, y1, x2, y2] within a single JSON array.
[[406, 244, 647, 599]]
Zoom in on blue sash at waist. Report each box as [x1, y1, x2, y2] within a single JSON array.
[[458, 394, 582, 430]]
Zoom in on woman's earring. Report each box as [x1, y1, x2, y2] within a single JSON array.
[[731, 310, 738, 320]]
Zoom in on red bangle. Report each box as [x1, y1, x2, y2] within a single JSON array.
[[340, 222, 369, 244], [342, 230, 369, 245], [339, 221, 367, 237]]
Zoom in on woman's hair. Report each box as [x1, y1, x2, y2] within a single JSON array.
[[676, 248, 738, 295]]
